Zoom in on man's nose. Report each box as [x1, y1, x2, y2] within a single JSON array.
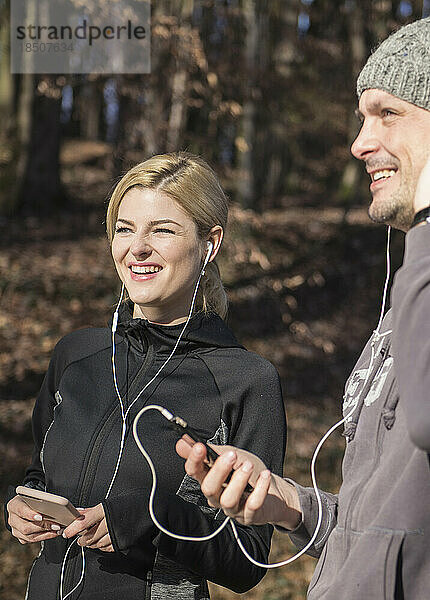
[[351, 120, 380, 160]]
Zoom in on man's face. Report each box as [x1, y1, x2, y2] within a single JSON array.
[[351, 89, 430, 231]]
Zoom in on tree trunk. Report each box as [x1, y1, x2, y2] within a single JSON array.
[[236, 0, 258, 209], [112, 76, 133, 176], [80, 79, 102, 140], [166, 69, 188, 152], [0, 4, 12, 120], [166, 1, 193, 152], [17, 76, 64, 213], [0, 3, 21, 215], [259, 1, 297, 208], [339, 1, 368, 204]]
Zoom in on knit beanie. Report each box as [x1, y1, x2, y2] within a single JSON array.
[[356, 17, 430, 111]]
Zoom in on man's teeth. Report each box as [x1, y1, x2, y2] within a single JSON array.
[[131, 265, 162, 274], [373, 169, 396, 182]]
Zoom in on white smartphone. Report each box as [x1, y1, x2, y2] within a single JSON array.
[[16, 486, 81, 527]]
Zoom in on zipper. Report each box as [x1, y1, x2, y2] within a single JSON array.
[[77, 401, 122, 505], [24, 544, 43, 600], [342, 335, 393, 553], [62, 337, 155, 597], [145, 570, 153, 600], [60, 402, 121, 598], [40, 393, 63, 474]]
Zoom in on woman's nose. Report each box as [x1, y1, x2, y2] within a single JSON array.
[[130, 234, 152, 259]]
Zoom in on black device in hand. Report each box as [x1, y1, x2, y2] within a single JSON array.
[[166, 414, 254, 494]]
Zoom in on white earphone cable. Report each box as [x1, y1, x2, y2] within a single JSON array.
[[133, 405, 232, 541], [60, 226, 392, 590], [227, 225, 392, 567], [59, 244, 213, 599], [106, 248, 210, 499], [131, 226, 393, 568], [59, 539, 85, 600]]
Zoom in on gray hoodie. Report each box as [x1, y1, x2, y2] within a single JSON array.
[[287, 225, 430, 599]]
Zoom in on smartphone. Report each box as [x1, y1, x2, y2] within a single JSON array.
[[166, 415, 254, 493], [16, 486, 81, 527]]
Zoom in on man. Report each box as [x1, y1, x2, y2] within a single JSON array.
[[177, 17, 430, 599]]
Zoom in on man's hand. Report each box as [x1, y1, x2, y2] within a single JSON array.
[[7, 495, 63, 544], [414, 154, 430, 213], [63, 503, 114, 552], [176, 439, 302, 530]]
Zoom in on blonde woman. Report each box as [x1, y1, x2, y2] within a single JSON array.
[[6, 153, 286, 599]]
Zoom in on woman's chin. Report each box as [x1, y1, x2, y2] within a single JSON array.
[[131, 300, 153, 319]]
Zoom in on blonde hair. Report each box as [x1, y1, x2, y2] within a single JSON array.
[[106, 152, 229, 318]]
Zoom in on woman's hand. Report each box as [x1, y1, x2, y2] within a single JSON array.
[[176, 440, 302, 530], [7, 495, 63, 544], [63, 503, 114, 552]]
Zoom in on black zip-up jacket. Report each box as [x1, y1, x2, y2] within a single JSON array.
[[6, 303, 286, 599]]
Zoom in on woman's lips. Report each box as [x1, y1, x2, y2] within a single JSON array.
[[128, 263, 163, 281], [130, 270, 160, 281]]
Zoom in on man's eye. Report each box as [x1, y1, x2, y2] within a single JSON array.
[[382, 108, 396, 117]]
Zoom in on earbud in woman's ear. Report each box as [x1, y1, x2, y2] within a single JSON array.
[[202, 241, 213, 270]]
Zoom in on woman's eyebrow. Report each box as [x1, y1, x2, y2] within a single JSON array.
[[149, 219, 182, 227], [116, 217, 183, 227]]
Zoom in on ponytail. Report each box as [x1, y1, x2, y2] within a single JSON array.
[[201, 260, 228, 319]]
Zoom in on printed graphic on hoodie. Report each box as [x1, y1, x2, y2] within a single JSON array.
[[343, 336, 393, 412]]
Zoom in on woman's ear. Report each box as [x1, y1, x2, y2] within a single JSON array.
[[206, 226, 223, 262]]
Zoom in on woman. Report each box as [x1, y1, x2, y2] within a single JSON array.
[[6, 152, 286, 599]]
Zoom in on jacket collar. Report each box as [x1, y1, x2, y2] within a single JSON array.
[[113, 300, 243, 355]]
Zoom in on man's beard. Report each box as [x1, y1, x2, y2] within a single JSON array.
[[368, 178, 415, 231]]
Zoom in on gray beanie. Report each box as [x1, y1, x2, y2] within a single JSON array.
[[357, 17, 430, 111]]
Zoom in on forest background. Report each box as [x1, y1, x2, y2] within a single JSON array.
[[0, 1, 427, 598]]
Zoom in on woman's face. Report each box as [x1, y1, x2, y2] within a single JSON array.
[[111, 187, 205, 324]]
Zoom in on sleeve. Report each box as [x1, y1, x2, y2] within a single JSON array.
[[103, 489, 158, 553], [391, 225, 430, 452], [152, 356, 287, 593], [24, 347, 64, 487], [4, 341, 66, 530], [280, 480, 338, 559]]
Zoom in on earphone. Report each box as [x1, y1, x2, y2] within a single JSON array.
[[203, 241, 213, 271]]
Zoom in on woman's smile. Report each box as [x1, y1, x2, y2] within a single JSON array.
[[128, 262, 164, 280]]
